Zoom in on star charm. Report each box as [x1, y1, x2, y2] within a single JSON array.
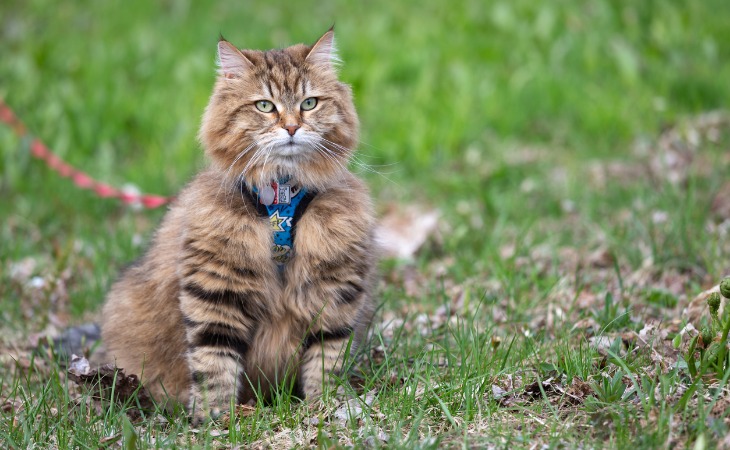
[[269, 210, 291, 232]]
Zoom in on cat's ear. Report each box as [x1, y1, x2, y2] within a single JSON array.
[[306, 28, 341, 71], [217, 39, 253, 79]]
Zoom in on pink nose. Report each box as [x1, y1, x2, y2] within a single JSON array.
[[284, 124, 300, 136]]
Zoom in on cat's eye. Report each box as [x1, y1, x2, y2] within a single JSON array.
[[300, 97, 318, 111], [255, 100, 275, 113]]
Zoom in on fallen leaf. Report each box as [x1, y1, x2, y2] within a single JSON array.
[[589, 336, 618, 356], [219, 404, 257, 427], [67, 355, 154, 418], [362, 427, 389, 446], [571, 318, 599, 334], [209, 429, 229, 438], [332, 390, 377, 425], [99, 434, 121, 444], [523, 378, 559, 399], [68, 354, 91, 376], [491, 384, 508, 400], [566, 379, 594, 403]]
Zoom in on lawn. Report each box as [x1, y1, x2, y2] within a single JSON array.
[[2, 0, 730, 448]]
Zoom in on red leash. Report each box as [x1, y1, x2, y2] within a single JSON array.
[[0, 98, 173, 209]]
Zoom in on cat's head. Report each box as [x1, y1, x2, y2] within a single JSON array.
[[200, 29, 359, 191]]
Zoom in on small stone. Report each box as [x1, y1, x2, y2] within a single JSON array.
[[305, 417, 320, 426]]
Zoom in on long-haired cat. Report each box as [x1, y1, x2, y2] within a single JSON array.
[[101, 29, 377, 423]]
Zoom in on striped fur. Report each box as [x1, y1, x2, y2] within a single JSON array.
[[100, 30, 376, 424]]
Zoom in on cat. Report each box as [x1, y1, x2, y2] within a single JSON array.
[[100, 28, 377, 424]]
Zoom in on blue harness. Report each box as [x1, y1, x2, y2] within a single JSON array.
[[244, 179, 317, 266]]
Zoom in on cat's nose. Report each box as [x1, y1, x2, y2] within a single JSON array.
[[284, 124, 300, 136]]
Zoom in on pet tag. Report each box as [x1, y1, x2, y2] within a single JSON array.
[[259, 185, 276, 205]]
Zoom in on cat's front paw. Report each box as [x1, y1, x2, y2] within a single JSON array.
[[189, 407, 208, 427], [188, 389, 228, 426], [189, 402, 226, 426], [302, 375, 347, 402]]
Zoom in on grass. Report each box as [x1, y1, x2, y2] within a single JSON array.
[[2, 0, 730, 448]]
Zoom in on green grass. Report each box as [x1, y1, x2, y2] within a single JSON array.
[[2, 0, 730, 448]]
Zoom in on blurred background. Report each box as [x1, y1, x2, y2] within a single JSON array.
[[1, 0, 729, 318], [3, 2, 730, 445]]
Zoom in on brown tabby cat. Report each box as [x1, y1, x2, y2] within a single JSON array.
[[101, 29, 377, 424]]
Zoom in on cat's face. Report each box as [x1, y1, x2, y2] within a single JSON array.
[[200, 30, 359, 190]]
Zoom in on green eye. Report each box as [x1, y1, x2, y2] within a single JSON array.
[[301, 97, 318, 111], [255, 100, 275, 113]]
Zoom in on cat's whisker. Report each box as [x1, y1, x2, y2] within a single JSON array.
[[239, 143, 269, 182], [317, 145, 350, 176], [224, 141, 257, 181], [238, 141, 268, 204], [306, 140, 349, 174], [315, 137, 400, 185], [302, 139, 341, 170], [229, 147, 256, 204], [347, 151, 399, 171], [312, 148, 350, 183], [349, 156, 401, 177], [256, 143, 275, 188], [315, 137, 376, 167], [236, 171, 248, 207], [316, 137, 381, 167], [238, 151, 257, 180], [218, 140, 260, 204], [307, 144, 361, 194], [232, 144, 271, 208], [315, 138, 350, 157], [239, 147, 262, 180], [318, 136, 396, 165]]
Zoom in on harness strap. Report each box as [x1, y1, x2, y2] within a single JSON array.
[[290, 190, 317, 242], [240, 179, 317, 265], [242, 187, 268, 218]]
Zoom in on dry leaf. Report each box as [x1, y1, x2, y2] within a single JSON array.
[[68, 354, 91, 376], [219, 404, 257, 427], [523, 378, 559, 399], [67, 355, 154, 418], [332, 390, 377, 425], [589, 336, 617, 356], [491, 384, 508, 400], [209, 429, 229, 438], [566, 379, 594, 402], [571, 318, 600, 334], [99, 434, 121, 444]]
